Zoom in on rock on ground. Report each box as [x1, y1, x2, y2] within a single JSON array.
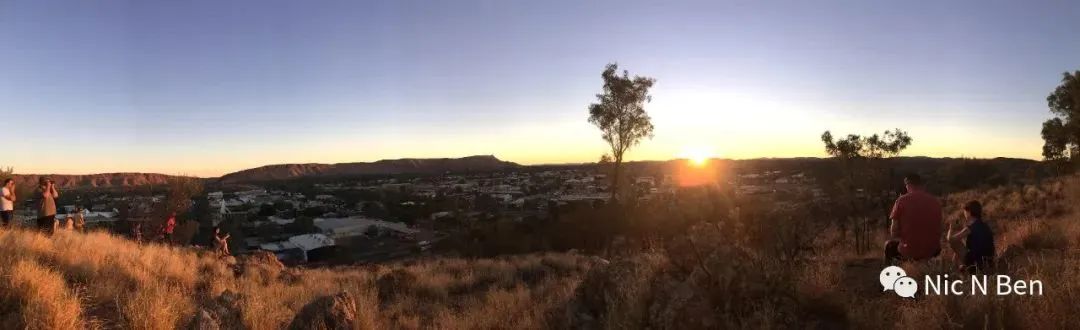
[[189, 290, 243, 330], [287, 292, 361, 330]]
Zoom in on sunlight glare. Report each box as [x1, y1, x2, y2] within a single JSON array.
[[678, 145, 715, 167]]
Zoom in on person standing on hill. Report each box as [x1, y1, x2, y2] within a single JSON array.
[[1, 179, 15, 227], [36, 178, 60, 234], [72, 206, 86, 233], [160, 212, 177, 243], [885, 173, 943, 263]]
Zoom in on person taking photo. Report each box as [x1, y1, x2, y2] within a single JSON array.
[[36, 177, 60, 234], [1, 179, 15, 227]]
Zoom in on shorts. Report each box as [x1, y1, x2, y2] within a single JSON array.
[[37, 215, 56, 233], [0, 210, 12, 226], [885, 240, 940, 263]]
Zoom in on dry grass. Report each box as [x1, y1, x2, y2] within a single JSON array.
[[561, 175, 1080, 329], [809, 176, 1080, 329], [0, 259, 84, 329], [0, 228, 596, 329]]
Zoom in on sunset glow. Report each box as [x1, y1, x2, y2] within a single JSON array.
[[678, 145, 716, 167]]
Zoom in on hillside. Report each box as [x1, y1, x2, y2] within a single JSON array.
[[217, 155, 520, 184], [1, 175, 1077, 329], [0, 228, 596, 329], [8, 173, 197, 190]]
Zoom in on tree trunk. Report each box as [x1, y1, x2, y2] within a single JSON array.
[[611, 158, 623, 203]]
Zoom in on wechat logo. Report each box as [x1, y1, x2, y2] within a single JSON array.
[[879, 266, 917, 298]]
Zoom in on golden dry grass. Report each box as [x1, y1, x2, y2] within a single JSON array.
[[798, 176, 1080, 329], [829, 176, 1080, 328], [0, 175, 1077, 329], [562, 175, 1080, 329], [0, 228, 596, 329], [0, 259, 84, 329]]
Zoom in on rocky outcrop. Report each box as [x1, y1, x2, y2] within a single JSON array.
[[189, 290, 244, 330], [236, 250, 283, 273], [10, 173, 196, 189], [286, 292, 361, 330]]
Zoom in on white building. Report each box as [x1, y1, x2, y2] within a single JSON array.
[[260, 233, 336, 262], [313, 216, 419, 239], [267, 216, 295, 225]]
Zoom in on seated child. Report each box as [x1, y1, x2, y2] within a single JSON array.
[[948, 200, 995, 272]]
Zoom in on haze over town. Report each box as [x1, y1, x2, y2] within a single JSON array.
[[5, 0, 1079, 176]]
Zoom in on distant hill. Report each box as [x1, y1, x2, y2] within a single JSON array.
[[8, 156, 1044, 188], [8, 173, 194, 190], [218, 155, 521, 184]]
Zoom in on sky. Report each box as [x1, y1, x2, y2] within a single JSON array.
[[1, 0, 1078, 177]]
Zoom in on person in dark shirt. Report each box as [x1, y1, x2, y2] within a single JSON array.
[[947, 200, 995, 272]]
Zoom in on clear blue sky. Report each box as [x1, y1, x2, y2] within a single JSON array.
[[2, 0, 1078, 176]]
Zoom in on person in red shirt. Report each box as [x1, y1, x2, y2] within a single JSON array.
[[160, 212, 177, 244], [885, 173, 943, 262]]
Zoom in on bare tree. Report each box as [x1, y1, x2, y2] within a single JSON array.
[[588, 63, 656, 201]]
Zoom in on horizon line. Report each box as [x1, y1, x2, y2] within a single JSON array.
[[7, 154, 1043, 178]]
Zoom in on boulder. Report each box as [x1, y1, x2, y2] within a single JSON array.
[[189, 290, 243, 330], [243, 250, 285, 271], [235, 250, 286, 283], [287, 292, 360, 330]]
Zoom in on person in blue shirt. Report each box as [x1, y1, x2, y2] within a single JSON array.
[[947, 200, 995, 272]]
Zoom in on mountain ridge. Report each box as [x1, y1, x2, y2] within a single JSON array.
[[217, 155, 521, 184], [6, 173, 196, 190]]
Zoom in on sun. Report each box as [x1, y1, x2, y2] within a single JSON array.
[[678, 145, 715, 167]]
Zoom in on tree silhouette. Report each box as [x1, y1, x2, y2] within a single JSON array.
[[820, 129, 912, 253], [821, 129, 912, 160], [164, 176, 203, 217], [1042, 71, 1080, 170], [587, 63, 656, 201]]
